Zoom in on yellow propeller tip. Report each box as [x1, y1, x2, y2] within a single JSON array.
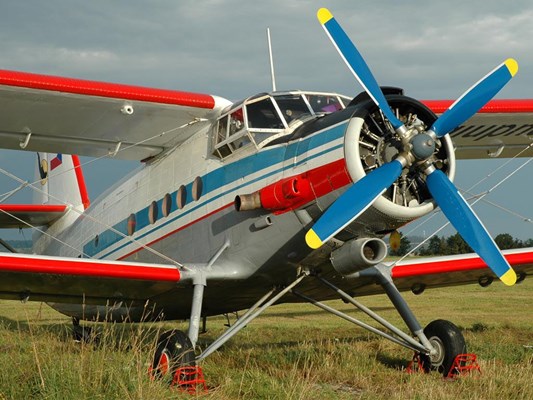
[[500, 269, 517, 286], [305, 229, 323, 249], [317, 8, 333, 25], [505, 58, 518, 77]]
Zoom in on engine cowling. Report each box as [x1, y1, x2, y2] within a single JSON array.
[[342, 95, 456, 233]]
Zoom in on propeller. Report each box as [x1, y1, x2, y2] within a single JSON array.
[[306, 8, 518, 285]]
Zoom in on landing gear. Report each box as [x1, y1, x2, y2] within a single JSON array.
[[420, 319, 466, 376], [150, 262, 209, 388], [151, 330, 195, 380], [72, 317, 98, 344], [291, 269, 472, 378]]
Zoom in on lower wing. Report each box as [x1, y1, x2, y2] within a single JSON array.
[[389, 247, 533, 292], [0, 253, 181, 304], [0, 248, 531, 305]]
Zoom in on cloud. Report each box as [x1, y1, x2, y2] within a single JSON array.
[[5, 46, 120, 75], [2, 0, 532, 99], [0, 0, 532, 240]]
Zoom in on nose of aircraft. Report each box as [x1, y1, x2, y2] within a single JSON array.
[[307, 8, 517, 286]]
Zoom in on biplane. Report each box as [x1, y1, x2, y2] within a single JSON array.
[[0, 8, 531, 381]]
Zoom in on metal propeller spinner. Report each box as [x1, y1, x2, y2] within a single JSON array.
[[305, 7, 518, 286]]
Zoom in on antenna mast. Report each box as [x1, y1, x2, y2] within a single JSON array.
[[267, 27, 277, 92]]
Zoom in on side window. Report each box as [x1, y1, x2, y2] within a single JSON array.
[[213, 106, 252, 158], [127, 213, 136, 235], [216, 116, 229, 144], [192, 176, 203, 201], [177, 185, 187, 209], [149, 201, 158, 224], [162, 193, 172, 217], [229, 109, 244, 136]]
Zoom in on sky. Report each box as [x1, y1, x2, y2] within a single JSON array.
[[0, 0, 532, 241]]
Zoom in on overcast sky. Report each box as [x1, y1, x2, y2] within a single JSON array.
[[0, 0, 532, 241]]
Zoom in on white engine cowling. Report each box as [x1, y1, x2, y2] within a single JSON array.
[[343, 96, 456, 232]]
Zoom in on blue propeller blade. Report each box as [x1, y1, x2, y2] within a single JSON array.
[[306, 159, 403, 249], [317, 8, 405, 132], [430, 59, 518, 138], [425, 169, 517, 286]]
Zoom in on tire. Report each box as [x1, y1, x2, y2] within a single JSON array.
[[151, 330, 195, 380], [421, 319, 466, 376]]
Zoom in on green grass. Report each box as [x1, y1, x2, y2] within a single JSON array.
[[0, 280, 531, 399]]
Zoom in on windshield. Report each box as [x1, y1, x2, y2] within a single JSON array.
[[274, 94, 313, 124], [246, 97, 285, 130]]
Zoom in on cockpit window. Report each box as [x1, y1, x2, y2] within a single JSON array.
[[216, 116, 229, 143], [246, 97, 285, 130], [274, 94, 313, 124], [306, 94, 344, 114], [212, 91, 350, 159], [229, 109, 244, 136]]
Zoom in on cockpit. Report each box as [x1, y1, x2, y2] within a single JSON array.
[[212, 91, 350, 159]]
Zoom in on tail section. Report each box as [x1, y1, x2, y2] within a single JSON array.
[[36, 153, 90, 210]]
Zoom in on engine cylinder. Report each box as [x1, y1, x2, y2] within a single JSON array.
[[342, 95, 456, 233]]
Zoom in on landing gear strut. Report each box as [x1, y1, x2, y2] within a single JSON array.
[[292, 267, 469, 377], [72, 317, 97, 343]]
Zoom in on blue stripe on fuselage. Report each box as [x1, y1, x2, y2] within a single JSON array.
[[84, 121, 348, 259]]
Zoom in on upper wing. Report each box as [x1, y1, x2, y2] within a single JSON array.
[[424, 99, 533, 159], [390, 247, 533, 292], [0, 70, 231, 160]]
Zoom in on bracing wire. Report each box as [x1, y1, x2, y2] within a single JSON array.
[[392, 144, 533, 266], [0, 119, 208, 270]]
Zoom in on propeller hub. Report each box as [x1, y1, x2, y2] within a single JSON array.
[[410, 133, 436, 160]]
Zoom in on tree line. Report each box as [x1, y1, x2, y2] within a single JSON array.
[[390, 233, 533, 257]]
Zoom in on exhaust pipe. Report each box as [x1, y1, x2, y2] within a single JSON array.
[[330, 238, 388, 275], [235, 176, 312, 212]]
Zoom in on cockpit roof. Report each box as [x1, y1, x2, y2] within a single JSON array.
[[212, 90, 350, 160]]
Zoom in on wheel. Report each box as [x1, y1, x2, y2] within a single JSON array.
[[151, 330, 195, 381], [72, 318, 99, 344], [420, 319, 466, 376]]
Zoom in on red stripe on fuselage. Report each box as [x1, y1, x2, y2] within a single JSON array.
[[391, 251, 533, 278], [423, 99, 533, 114], [0, 69, 216, 109], [116, 159, 351, 260], [0, 253, 180, 281]]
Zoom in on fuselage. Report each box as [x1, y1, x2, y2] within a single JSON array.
[[39, 90, 446, 320]]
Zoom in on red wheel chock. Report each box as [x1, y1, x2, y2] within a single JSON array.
[[406, 352, 426, 373], [172, 366, 208, 394], [446, 353, 481, 378], [406, 352, 481, 377]]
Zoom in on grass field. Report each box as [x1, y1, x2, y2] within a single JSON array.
[[0, 280, 531, 399]]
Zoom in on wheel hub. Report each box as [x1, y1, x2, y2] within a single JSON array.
[[428, 336, 445, 367]]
